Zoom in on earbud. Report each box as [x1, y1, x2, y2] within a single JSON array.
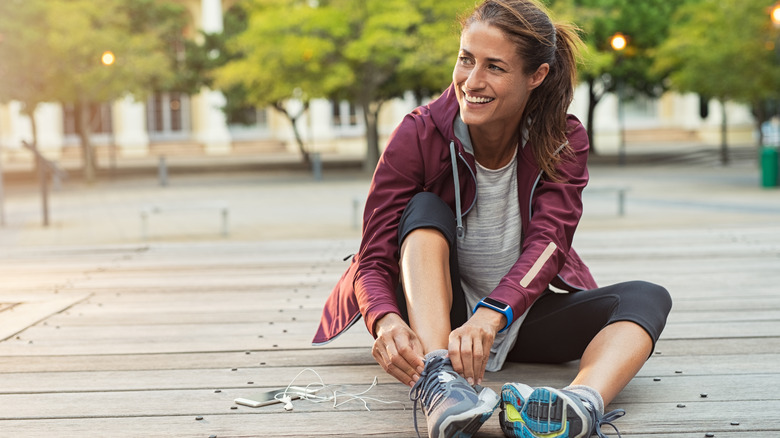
[[281, 395, 293, 411]]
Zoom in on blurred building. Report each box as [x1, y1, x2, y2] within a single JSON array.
[[0, 0, 758, 171]]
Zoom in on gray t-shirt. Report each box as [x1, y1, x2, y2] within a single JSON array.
[[454, 117, 532, 372]]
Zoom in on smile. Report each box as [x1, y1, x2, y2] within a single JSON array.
[[463, 90, 495, 104]]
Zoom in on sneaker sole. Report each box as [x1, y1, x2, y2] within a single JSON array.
[[499, 383, 534, 438], [520, 387, 590, 438], [435, 386, 500, 438]]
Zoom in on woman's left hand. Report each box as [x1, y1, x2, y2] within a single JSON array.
[[448, 307, 505, 385]]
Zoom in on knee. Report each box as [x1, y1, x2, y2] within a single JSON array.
[[628, 280, 672, 316], [403, 227, 449, 250], [399, 192, 457, 247]]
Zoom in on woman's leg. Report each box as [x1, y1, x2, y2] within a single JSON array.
[[571, 320, 652, 406], [500, 282, 671, 437], [399, 227, 453, 354], [507, 280, 672, 405], [398, 193, 499, 438], [395, 191, 468, 354]]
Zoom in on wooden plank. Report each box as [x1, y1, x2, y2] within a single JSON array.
[[3, 316, 776, 357], [0, 399, 777, 437], [0, 359, 777, 395], [654, 337, 780, 356], [0, 293, 91, 341], [0, 348, 374, 373], [0, 322, 373, 356]]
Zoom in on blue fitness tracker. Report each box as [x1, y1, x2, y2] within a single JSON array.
[[473, 297, 513, 333]]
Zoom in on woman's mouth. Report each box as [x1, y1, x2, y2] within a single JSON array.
[[463, 90, 495, 104]]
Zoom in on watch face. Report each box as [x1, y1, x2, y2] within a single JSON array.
[[482, 297, 509, 311]]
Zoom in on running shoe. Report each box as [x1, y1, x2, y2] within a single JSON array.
[[498, 382, 533, 437], [499, 385, 625, 438], [410, 354, 499, 438]]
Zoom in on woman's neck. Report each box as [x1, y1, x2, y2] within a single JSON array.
[[470, 127, 519, 169]]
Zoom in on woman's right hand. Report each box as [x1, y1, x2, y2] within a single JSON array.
[[371, 313, 425, 387]]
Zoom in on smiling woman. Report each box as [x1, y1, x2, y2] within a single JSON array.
[[313, 1, 672, 438]]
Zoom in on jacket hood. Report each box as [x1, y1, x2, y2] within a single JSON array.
[[424, 83, 461, 145]]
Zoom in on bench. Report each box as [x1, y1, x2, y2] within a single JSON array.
[[139, 202, 229, 239], [585, 186, 630, 216]]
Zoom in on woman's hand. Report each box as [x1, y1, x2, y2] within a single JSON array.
[[448, 307, 505, 385], [372, 313, 425, 387]]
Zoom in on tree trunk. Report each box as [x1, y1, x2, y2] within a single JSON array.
[[361, 99, 384, 173], [586, 78, 602, 155], [719, 99, 729, 166], [76, 101, 97, 183], [273, 101, 310, 165], [22, 104, 40, 175]]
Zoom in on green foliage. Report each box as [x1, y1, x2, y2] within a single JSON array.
[[0, 0, 195, 108], [550, 0, 684, 98], [544, 0, 688, 152], [0, 0, 54, 112], [654, 0, 780, 104], [215, 0, 472, 167]]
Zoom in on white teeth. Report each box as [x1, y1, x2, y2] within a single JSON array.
[[464, 92, 494, 104]]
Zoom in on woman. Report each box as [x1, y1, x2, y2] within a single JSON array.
[[313, 1, 672, 437]]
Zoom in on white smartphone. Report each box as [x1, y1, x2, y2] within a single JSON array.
[[234, 386, 317, 408]]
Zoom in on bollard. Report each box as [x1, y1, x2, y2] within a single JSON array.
[[311, 152, 322, 181], [158, 155, 168, 187], [352, 197, 361, 230], [760, 147, 778, 188]]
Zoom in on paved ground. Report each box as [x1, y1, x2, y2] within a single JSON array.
[[0, 149, 777, 248]]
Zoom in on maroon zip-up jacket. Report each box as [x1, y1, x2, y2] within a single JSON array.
[[312, 84, 597, 345]]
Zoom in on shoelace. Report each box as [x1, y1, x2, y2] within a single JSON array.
[[591, 406, 626, 438], [409, 355, 448, 438]]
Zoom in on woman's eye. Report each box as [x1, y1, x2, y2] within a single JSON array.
[[488, 64, 504, 72], [459, 56, 473, 65]]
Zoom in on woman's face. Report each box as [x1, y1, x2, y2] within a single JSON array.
[[453, 21, 547, 133]]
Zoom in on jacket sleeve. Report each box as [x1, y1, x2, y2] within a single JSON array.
[[488, 118, 590, 319], [354, 115, 428, 338]]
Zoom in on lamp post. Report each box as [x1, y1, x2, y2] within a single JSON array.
[[101, 51, 117, 174], [610, 32, 627, 166]]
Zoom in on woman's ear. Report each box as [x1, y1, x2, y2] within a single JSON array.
[[528, 63, 550, 90]]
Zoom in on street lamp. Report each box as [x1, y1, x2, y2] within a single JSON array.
[[610, 32, 627, 166], [771, 2, 780, 27], [610, 32, 627, 51], [101, 50, 115, 66]]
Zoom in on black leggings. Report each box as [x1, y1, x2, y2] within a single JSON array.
[[395, 192, 672, 364]]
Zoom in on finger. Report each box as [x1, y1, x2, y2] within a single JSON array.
[[386, 362, 417, 386], [399, 336, 425, 375], [457, 337, 475, 385], [472, 338, 486, 385], [447, 336, 464, 376], [386, 337, 421, 383], [374, 340, 417, 386], [371, 340, 391, 371]]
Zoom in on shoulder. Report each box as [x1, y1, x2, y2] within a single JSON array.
[[565, 115, 589, 152]]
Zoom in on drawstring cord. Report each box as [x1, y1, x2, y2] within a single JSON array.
[[449, 141, 464, 239]]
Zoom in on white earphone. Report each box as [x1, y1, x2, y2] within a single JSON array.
[[281, 395, 294, 411]]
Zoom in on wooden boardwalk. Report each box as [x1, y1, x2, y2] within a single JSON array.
[[1, 224, 779, 437]]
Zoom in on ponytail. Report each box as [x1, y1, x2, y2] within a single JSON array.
[[523, 21, 581, 181]]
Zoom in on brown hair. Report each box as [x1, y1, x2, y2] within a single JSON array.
[[461, 0, 581, 180]]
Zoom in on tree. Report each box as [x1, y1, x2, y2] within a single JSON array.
[[216, 0, 471, 171], [549, 0, 685, 153], [0, 0, 56, 152], [0, 0, 185, 183], [654, 0, 780, 164]]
